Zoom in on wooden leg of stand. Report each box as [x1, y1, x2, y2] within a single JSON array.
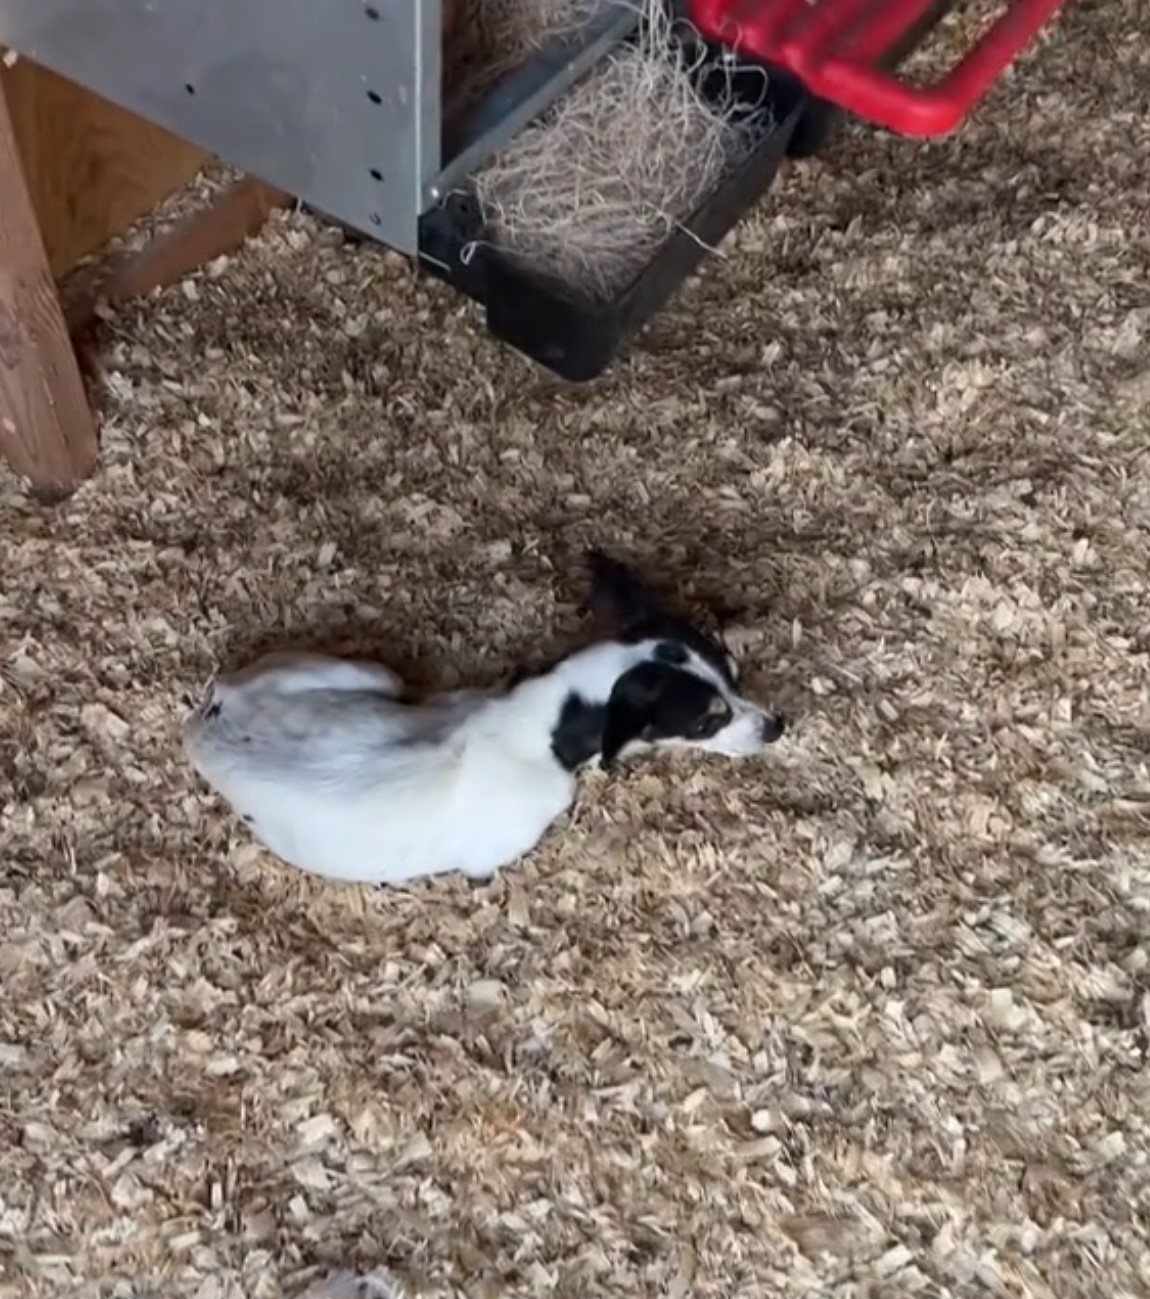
[[0, 77, 97, 502]]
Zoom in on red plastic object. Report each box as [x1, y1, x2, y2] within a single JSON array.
[[686, 0, 1071, 136]]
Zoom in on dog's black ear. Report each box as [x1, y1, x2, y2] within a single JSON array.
[[585, 550, 668, 632], [600, 660, 675, 770]]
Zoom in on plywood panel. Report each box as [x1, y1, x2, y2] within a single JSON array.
[[1, 55, 208, 279]]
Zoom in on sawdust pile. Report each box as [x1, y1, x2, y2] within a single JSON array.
[[3, 1, 1150, 1297], [469, 2, 771, 300]]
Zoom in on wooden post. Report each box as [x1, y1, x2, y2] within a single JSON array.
[[0, 76, 98, 502]]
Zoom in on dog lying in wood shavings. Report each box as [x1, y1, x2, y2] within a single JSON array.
[[184, 552, 786, 887]]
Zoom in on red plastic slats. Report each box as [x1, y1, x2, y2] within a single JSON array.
[[686, 0, 1071, 136]]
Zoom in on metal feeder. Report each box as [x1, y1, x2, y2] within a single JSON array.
[[0, 0, 1071, 381]]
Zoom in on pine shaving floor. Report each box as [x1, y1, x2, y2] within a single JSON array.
[[2, 2, 1148, 1296]]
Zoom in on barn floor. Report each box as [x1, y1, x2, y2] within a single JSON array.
[[2, 2, 1149, 1296]]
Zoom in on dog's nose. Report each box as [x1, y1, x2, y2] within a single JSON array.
[[761, 713, 787, 743]]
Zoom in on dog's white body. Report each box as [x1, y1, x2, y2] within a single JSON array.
[[185, 553, 786, 888], [184, 644, 655, 885]]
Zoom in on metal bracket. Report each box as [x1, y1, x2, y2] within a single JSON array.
[[0, 0, 441, 255]]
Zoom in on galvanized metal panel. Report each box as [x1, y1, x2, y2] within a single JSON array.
[[0, 0, 441, 254]]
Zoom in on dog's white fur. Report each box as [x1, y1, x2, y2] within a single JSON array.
[[184, 639, 776, 887]]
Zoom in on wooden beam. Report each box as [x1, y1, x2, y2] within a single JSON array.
[[69, 177, 292, 329], [0, 74, 98, 502], [2, 57, 208, 280]]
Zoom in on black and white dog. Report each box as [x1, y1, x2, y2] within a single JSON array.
[[184, 552, 785, 886]]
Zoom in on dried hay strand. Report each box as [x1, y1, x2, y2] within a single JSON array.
[[469, 1, 771, 301], [446, 0, 607, 107]]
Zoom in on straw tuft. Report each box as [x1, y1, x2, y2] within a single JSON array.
[[466, 1, 772, 301]]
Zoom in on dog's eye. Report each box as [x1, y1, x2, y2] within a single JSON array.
[[688, 705, 730, 738]]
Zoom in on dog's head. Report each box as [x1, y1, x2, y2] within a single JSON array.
[[582, 551, 786, 770]]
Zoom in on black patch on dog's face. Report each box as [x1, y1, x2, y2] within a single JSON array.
[[585, 550, 738, 687], [626, 620, 737, 687], [652, 640, 688, 667], [600, 661, 733, 769], [550, 691, 608, 773]]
